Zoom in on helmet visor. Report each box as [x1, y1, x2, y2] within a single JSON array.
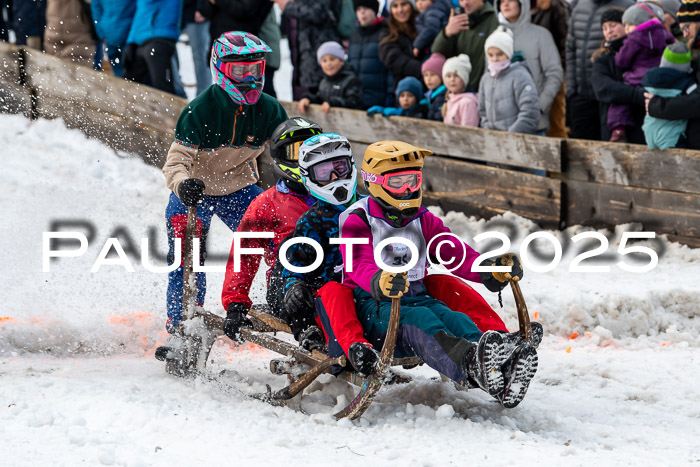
[[217, 60, 265, 83], [310, 157, 353, 183], [362, 170, 422, 194]]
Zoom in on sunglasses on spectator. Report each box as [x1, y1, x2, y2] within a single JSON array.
[[309, 157, 354, 183], [361, 170, 422, 194], [217, 60, 265, 82]]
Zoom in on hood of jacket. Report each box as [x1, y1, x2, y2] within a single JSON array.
[[626, 19, 674, 52], [496, 0, 532, 32]]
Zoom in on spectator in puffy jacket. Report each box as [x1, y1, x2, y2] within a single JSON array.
[[421, 51, 447, 120], [479, 27, 540, 134], [12, 0, 46, 49], [497, 0, 563, 134], [200, 0, 272, 52], [44, 0, 98, 68], [646, 0, 700, 150], [441, 53, 479, 126], [591, 7, 646, 143], [566, 0, 634, 140], [92, 0, 136, 76], [274, 0, 342, 94], [122, 0, 182, 94], [348, 0, 394, 108], [431, 0, 499, 91], [366, 75, 429, 118], [414, 0, 453, 58], [298, 41, 364, 114], [413, 0, 436, 57], [379, 0, 423, 92], [607, 3, 674, 142]]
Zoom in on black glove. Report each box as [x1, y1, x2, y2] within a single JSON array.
[[348, 342, 380, 376], [122, 43, 137, 67], [284, 282, 315, 318], [478, 253, 524, 292], [223, 302, 252, 341], [178, 178, 206, 207]]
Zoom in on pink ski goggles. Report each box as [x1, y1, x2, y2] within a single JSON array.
[[361, 170, 422, 194], [217, 59, 265, 83]]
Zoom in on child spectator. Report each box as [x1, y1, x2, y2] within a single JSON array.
[[441, 53, 479, 126], [421, 51, 448, 120], [348, 0, 394, 108], [298, 41, 364, 114], [642, 42, 697, 149], [608, 2, 675, 141], [367, 76, 429, 118], [478, 27, 540, 134], [413, 0, 436, 57]]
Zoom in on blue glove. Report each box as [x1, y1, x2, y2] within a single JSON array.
[[367, 105, 384, 116], [382, 107, 403, 117]]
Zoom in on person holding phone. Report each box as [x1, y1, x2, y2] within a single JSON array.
[[431, 0, 499, 91]]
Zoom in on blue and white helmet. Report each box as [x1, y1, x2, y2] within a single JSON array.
[[298, 133, 357, 205]]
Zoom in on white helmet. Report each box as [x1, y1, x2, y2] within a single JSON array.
[[298, 133, 357, 206]]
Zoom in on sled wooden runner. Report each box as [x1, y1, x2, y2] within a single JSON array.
[[510, 280, 533, 345]]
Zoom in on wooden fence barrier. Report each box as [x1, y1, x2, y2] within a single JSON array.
[[1, 42, 698, 247]]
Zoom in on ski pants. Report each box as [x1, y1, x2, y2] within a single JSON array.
[[165, 185, 263, 332], [122, 38, 177, 95], [352, 288, 482, 385], [315, 276, 507, 361]]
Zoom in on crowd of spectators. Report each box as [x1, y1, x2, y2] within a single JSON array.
[[1, 0, 699, 149]]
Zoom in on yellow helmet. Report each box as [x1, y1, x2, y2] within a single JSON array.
[[361, 141, 432, 222]]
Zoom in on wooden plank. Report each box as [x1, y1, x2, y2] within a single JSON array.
[[37, 96, 172, 167], [422, 156, 561, 225], [566, 139, 700, 194], [22, 47, 187, 133], [281, 102, 562, 172], [566, 180, 700, 238], [0, 43, 31, 116]]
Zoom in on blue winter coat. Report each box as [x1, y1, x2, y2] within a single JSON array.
[[92, 0, 137, 47], [126, 0, 182, 46], [413, 0, 453, 53], [642, 67, 697, 150], [425, 85, 447, 121], [348, 19, 393, 109]]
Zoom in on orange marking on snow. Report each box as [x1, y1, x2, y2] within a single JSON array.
[[566, 346, 572, 353], [0, 316, 15, 322], [569, 332, 579, 340], [661, 342, 668, 347], [533, 311, 539, 320], [108, 312, 156, 325], [584, 332, 592, 338]]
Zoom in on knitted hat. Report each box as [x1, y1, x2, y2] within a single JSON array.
[[484, 26, 514, 59], [442, 54, 472, 83], [600, 7, 625, 26], [395, 76, 423, 100], [646, 0, 682, 19], [422, 52, 446, 76], [660, 41, 693, 72], [353, 0, 380, 14], [678, 0, 700, 23], [316, 41, 346, 65], [621, 3, 658, 25], [388, 0, 416, 10]]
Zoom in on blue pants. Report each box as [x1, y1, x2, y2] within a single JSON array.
[[105, 44, 124, 77], [165, 185, 262, 332], [354, 288, 482, 385], [182, 21, 211, 96]]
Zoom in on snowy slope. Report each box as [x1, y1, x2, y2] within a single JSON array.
[[1, 114, 699, 466]]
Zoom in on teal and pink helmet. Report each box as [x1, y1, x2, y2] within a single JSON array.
[[211, 31, 272, 105]]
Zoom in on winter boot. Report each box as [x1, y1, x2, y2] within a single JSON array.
[[463, 330, 507, 398], [500, 322, 543, 351], [298, 325, 327, 353], [348, 342, 380, 376], [499, 344, 539, 408]]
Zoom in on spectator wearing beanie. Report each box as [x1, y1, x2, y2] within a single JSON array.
[[566, 0, 634, 141], [478, 27, 540, 134], [298, 41, 364, 114], [367, 75, 429, 118], [497, 0, 563, 134], [348, 0, 394, 108], [441, 54, 479, 127], [646, 0, 700, 149], [643, 0, 684, 39], [642, 42, 697, 148], [421, 52, 447, 120], [607, 2, 674, 141], [591, 7, 647, 143]]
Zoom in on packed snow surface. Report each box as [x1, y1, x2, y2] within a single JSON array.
[[1, 115, 699, 465]]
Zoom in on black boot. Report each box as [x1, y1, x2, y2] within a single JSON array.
[[348, 342, 380, 376], [298, 325, 327, 353], [463, 331, 506, 398], [499, 344, 538, 408]]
